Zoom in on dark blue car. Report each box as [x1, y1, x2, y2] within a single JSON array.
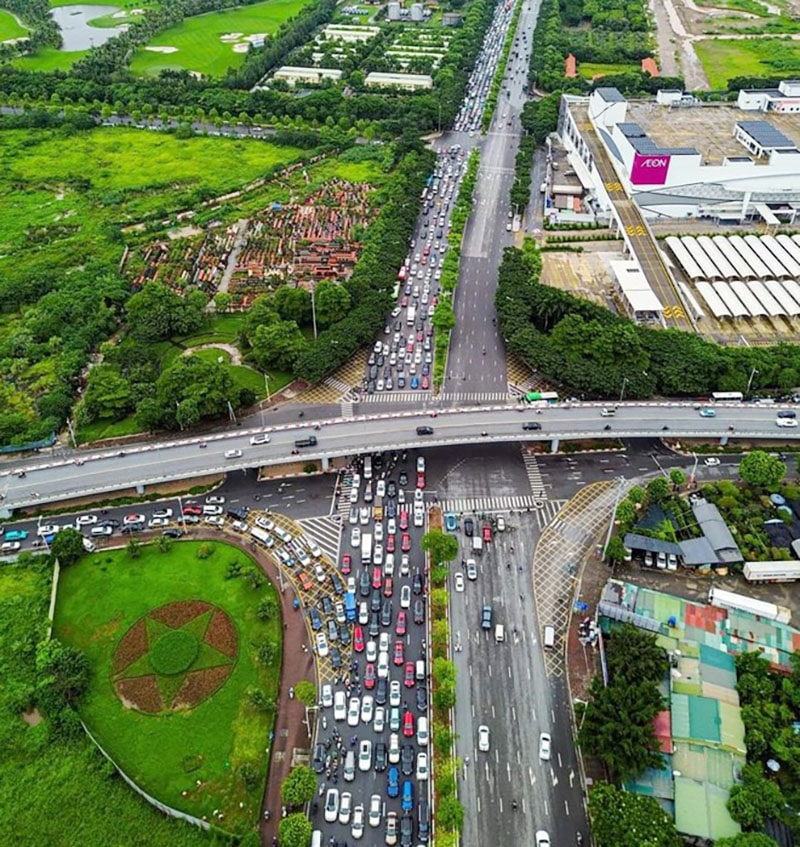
[[402, 779, 413, 811]]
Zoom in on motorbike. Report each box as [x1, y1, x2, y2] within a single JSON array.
[[603, 424, 612, 431]]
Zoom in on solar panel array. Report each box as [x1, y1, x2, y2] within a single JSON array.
[[736, 121, 797, 152], [666, 234, 800, 320]]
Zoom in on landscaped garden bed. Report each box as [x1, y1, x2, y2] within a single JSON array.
[[53, 539, 281, 834]]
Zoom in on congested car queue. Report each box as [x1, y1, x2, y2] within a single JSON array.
[[361, 1, 520, 400], [311, 451, 430, 846]]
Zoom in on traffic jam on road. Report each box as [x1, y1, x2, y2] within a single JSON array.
[[311, 451, 430, 846], [360, 0, 518, 400]]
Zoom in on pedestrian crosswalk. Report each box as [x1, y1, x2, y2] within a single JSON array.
[[335, 473, 354, 523], [523, 453, 547, 499], [357, 391, 516, 405], [296, 516, 343, 566], [340, 401, 354, 418], [535, 500, 568, 531], [324, 374, 354, 395], [439, 495, 544, 514]]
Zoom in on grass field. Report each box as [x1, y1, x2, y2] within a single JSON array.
[[578, 61, 640, 79], [54, 540, 281, 834], [0, 8, 26, 41], [130, 0, 309, 77], [12, 45, 89, 71], [694, 37, 800, 88], [0, 559, 213, 846]]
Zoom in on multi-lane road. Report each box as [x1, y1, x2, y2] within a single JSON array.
[[3, 402, 797, 510]]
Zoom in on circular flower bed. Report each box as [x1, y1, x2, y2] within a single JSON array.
[[112, 600, 238, 714], [149, 629, 199, 676]]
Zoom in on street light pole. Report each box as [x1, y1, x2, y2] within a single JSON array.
[[746, 366, 759, 396], [619, 376, 628, 404], [310, 288, 318, 341]]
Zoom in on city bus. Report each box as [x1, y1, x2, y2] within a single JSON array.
[[711, 391, 744, 402], [525, 391, 559, 403]]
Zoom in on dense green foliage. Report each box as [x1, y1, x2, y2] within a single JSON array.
[[280, 765, 317, 808], [50, 528, 89, 568], [588, 783, 682, 847], [716, 834, 779, 847], [0, 0, 60, 61], [735, 651, 800, 818], [738, 451, 787, 489], [0, 560, 214, 846], [510, 135, 535, 211], [579, 625, 667, 780], [496, 244, 800, 399], [421, 530, 460, 566]]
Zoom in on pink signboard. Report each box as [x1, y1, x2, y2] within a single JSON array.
[[630, 153, 671, 186]]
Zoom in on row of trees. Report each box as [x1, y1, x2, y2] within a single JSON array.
[[495, 243, 800, 400]]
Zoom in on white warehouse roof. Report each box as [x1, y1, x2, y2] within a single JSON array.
[[611, 260, 663, 315]]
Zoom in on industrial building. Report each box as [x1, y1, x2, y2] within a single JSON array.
[[364, 72, 433, 90], [273, 67, 343, 87]]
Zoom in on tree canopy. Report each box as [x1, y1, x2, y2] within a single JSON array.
[[738, 451, 787, 490], [588, 783, 682, 847], [421, 530, 460, 567]]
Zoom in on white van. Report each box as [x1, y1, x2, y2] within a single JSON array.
[[543, 625, 556, 649], [82, 537, 97, 553], [416, 716, 429, 747], [311, 833, 322, 847], [495, 624, 505, 643], [471, 536, 483, 555], [600, 408, 616, 417], [415, 659, 425, 682]]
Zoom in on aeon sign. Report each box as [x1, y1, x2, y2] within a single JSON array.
[[630, 153, 671, 186]]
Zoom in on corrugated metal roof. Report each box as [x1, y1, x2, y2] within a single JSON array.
[[595, 86, 625, 102]]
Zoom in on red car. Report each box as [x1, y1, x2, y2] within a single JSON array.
[[403, 710, 415, 737], [386, 534, 396, 553], [364, 662, 376, 690], [372, 566, 382, 589], [297, 571, 313, 591], [406, 340, 414, 353], [393, 640, 405, 666], [396, 611, 407, 636], [416, 330, 424, 342], [384, 576, 394, 598], [404, 661, 415, 688], [353, 626, 365, 653], [182, 504, 202, 516], [421, 376, 429, 390], [416, 473, 425, 489], [399, 511, 409, 531], [341, 553, 352, 575], [401, 533, 411, 553], [482, 524, 492, 543]]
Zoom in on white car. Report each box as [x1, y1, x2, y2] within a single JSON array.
[[368, 793, 382, 827], [75, 514, 98, 526], [454, 572, 465, 592], [324, 788, 339, 823], [206, 495, 225, 505], [1, 541, 21, 553], [338, 791, 353, 825], [250, 433, 270, 445], [351, 527, 361, 547], [400, 554, 410, 576], [385, 811, 398, 846], [122, 514, 144, 526], [224, 449, 243, 459], [361, 695, 374, 724], [373, 705, 385, 733], [416, 457, 425, 472], [314, 563, 326, 583], [390, 680, 401, 708], [539, 732, 551, 761], [535, 832, 551, 847], [478, 725, 490, 752], [414, 488, 424, 503], [777, 418, 798, 428], [347, 697, 360, 727], [90, 525, 114, 537], [366, 640, 378, 662], [374, 522, 384, 543], [400, 585, 411, 609], [316, 632, 329, 658], [148, 517, 169, 528], [204, 516, 224, 527], [377, 651, 390, 679], [496, 516, 506, 531], [376, 479, 386, 498], [416, 751, 428, 781], [350, 487, 360, 504], [704, 457, 721, 467], [321, 684, 333, 709], [360, 507, 370, 526], [379, 632, 390, 653], [335, 602, 346, 624], [152, 507, 173, 519], [358, 739, 372, 772], [255, 516, 274, 531], [388, 733, 400, 764], [351, 804, 365, 840], [334, 691, 347, 721]]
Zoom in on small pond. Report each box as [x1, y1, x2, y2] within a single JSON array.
[[51, 5, 122, 52]]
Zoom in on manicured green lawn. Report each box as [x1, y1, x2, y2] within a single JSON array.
[[0, 559, 212, 846], [54, 540, 281, 835], [75, 414, 145, 445], [130, 0, 310, 77], [694, 37, 800, 88], [578, 61, 640, 78], [0, 8, 26, 41], [12, 46, 88, 71], [177, 313, 246, 347]]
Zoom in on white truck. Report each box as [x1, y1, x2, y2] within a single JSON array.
[[361, 533, 373, 566], [407, 305, 417, 326]]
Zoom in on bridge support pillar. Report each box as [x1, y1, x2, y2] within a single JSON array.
[[136, 484, 145, 495], [550, 437, 560, 453], [719, 435, 729, 447], [321, 455, 330, 472]]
